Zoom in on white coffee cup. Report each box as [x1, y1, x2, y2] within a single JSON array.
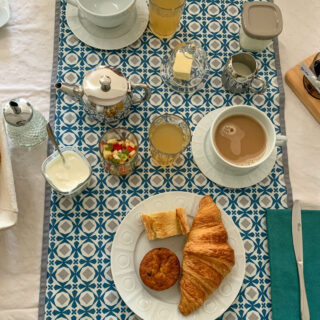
[[67, 0, 136, 28], [209, 105, 287, 175]]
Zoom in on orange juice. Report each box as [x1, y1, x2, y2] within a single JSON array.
[[150, 122, 185, 154], [149, 121, 189, 166], [149, 0, 185, 39]]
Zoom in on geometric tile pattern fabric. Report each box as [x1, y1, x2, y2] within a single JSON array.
[[44, 1, 288, 319]]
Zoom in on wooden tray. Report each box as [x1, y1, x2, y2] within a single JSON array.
[[285, 53, 320, 123]]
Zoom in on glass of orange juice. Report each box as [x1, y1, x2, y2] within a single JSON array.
[[149, 0, 186, 39], [149, 114, 191, 166]]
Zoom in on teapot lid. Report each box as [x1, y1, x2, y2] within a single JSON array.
[[83, 66, 128, 106], [3, 98, 33, 127]]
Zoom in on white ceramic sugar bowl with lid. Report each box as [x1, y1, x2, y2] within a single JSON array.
[[240, 2, 283, 52]]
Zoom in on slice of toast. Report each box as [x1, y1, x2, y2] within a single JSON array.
[[141, 207, 190, 240]]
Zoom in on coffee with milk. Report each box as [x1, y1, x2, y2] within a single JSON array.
[[213, 114, 267, 166]]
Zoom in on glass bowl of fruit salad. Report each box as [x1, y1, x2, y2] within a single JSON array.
[[99, 128, 139, 176]]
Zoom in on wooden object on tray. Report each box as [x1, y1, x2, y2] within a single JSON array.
[[285, 53, 320, 123]]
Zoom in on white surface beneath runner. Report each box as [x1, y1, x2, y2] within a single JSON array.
[[0, 0, 320, 320]]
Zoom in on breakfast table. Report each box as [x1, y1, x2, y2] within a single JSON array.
[[0, 0, 320, 320]]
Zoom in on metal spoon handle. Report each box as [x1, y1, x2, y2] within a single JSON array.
[[46, 123, 65, 163]]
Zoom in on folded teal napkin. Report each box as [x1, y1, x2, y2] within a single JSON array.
[[266, 209, 320, 320]]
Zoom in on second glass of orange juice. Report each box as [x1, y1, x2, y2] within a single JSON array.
[[149, 114, 191, 166], [149, 0, 185, 39]]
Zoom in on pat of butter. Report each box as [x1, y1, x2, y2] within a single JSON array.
[[173, 51, 193, 81]]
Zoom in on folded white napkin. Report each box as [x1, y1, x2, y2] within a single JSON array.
[[0, 0, 10, 28], [0, 113, 18, 230]]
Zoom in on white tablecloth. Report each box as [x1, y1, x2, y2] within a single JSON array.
[[0, 0, 319, 319]]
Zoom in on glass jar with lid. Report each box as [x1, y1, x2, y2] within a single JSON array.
[[160, 41, 209, 94], [240, 2, 283, 52], [3, 98, 47, 147]]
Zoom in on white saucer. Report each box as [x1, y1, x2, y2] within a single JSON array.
[[192, 108, 277, 188], [66, 0, 148, 50]]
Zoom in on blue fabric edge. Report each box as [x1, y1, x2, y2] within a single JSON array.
[[38, 0, 61, 318]]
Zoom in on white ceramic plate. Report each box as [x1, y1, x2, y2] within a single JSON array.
[[66, 0, 148, 50], [192, 108, 277, 189], [111, 191, 245, 320]]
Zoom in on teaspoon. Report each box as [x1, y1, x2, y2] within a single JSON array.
[[46, 123, 66, 164]]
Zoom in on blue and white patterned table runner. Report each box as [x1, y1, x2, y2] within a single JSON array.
[[39, 0, 292, 319]]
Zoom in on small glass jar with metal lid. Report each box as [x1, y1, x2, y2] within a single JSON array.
[[239, 2, 283, 52]]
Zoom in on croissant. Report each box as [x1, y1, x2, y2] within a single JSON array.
[[178, 196, 235, 316]]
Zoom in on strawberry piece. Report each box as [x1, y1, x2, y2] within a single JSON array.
[[113, 143, 123, 151], [127, 146, 136, 153]]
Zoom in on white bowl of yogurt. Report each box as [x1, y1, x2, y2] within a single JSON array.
[[42, 147, 92, 196]]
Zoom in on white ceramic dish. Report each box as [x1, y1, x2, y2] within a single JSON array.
[[0, 114, 18, 231], [192, 108, 277, 188], [111, 191, 245, 320], [66, 0, 148, 50], [0, 0, 10, 28]]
